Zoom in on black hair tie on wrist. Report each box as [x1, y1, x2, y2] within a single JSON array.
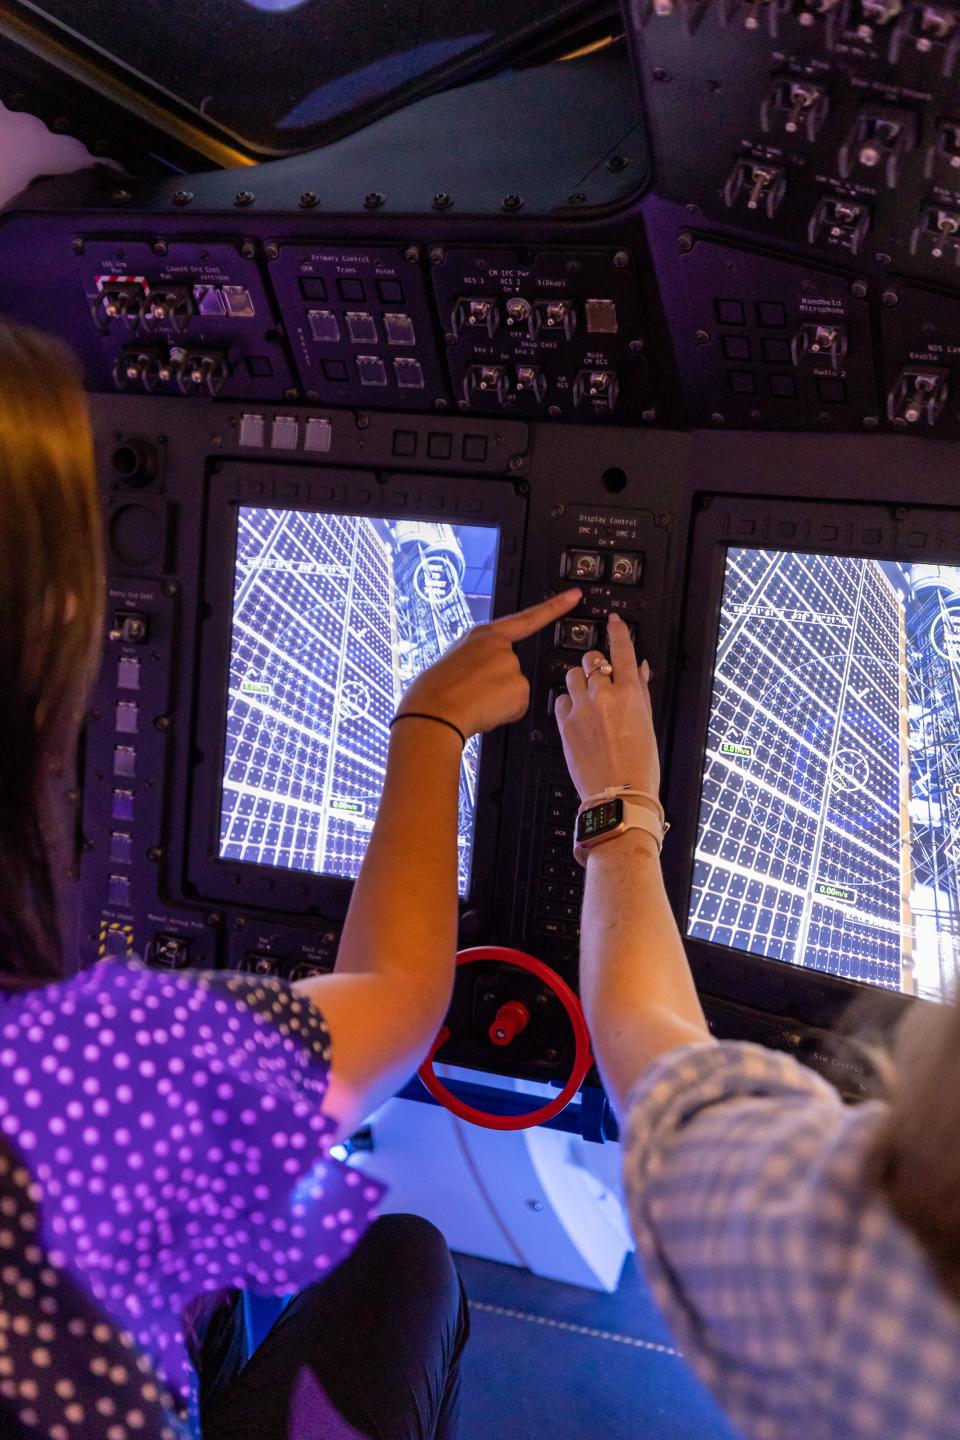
[[389, 711, 467, 750]]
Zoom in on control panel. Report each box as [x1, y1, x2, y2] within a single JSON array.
[[65, 390, 960, 1089], [635, 0, 960, 280], [78, 238, 296, 399], [52, 235, 656, 424], [627, 0, 960, 435], [429, 248, 654, 422], [6, 0, 960, 1097], [1, 4, 960, 445], [71, 394, 677, 1085]]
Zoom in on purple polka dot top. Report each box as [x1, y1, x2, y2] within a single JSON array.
[[0, 959, 386, 1439]]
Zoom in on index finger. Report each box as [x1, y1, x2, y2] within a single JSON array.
[[607, 611, 641, 685], [491, 588, 582, 643]]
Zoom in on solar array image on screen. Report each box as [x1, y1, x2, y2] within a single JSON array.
[[687, 549, 960, 1003], [219, 507, 499, 896]]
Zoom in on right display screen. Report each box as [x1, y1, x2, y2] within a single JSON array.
[[687, 549, 960, 1003]]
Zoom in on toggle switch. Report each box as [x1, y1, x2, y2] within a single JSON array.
[[562, 550, 605, 582], [556, 618, 600, 650]]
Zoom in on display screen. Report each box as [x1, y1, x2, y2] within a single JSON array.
[[687, 549, 960, 1004], [577, 799, 623, 842], [219, 507, 500, 896]]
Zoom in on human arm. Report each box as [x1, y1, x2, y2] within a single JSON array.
[[554, 613, 712, 1118], [295, 587, 581, 1140]]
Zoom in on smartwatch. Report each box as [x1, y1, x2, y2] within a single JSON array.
[[573, 789, 667, 866]]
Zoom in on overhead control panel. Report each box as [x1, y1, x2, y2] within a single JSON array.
[[633, 1, 960, 283], [77, 237, 296, 399], [2, 6, 960, 441], [672, 239, 876, 427], [60, 235, 654, 423], [429, 247, 655, 422], [267, 244, 448, 410]]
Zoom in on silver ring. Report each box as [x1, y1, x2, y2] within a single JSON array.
[[586, 658, 614, 679]]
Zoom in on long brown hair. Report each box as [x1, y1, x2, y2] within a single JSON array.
[[868, 998, 960, 1306], [0, 321, 104, 984]]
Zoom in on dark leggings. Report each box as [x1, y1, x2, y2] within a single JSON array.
[[191, 1215, 470, 1440]]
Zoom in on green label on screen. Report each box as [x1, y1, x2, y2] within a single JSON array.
[[815, 881, 857, 905], [240, 679, 271, 695], [331, 798, 365, 815], [720, 741, 753, 758]]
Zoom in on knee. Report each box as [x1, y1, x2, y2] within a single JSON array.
[[365, 1214, 458, 1286], [367, 1212, 450, 1259]]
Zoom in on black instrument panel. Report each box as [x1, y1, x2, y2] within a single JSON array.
[[4, 3, 960, 1099]]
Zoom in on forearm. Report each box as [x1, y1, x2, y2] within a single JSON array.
[[580, 830, 713, 1116], [334, 717, 462, 1027]]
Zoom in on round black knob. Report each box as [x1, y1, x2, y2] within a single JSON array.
[[111, 438, 158, 487]]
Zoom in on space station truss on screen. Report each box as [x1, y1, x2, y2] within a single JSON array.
[[218, 506, 498, 896], [687, 548, 960, 1004]]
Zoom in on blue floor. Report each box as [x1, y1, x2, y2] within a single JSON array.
[[246, 1248, 742, 1437], [454, 1252, 741, 1440]]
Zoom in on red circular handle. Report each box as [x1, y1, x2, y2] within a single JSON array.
[[417, 946, 593, 1130]]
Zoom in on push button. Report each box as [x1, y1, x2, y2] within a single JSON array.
[[117, 657, 140, 690], [113, 745, 136, 778], [427, 433, 452, 459], [111, 788, 134, 821], [308, 310, 340, 343], [394, 358, 425, 389], [299, 277, 328, 300], [346, 312, 378, 344], [271, 416, 299, 450], [715, 299, 746, 325], [817, 377, 847, 404], [115, 701, 139, 734], [107, 874, 131, 907], [757, 301, 787, 328], [356, 356, 387, 386], [383, 314, 416, 345], [239, 413, 265, 447], [462, 435, 488, 462], [304, 417, 332, 453], [110, 832, 133, 864], [722, 335, 751, 360], [392, 430, 418, 458]]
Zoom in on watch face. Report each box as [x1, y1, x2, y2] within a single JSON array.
[[575, 797, 624, 844]]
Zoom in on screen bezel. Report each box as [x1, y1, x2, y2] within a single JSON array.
[[662, 493, 960, 1031], [186, 462, 526, 920]]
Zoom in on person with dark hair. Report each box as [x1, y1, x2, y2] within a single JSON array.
[[0, 319, 582, 1440], [554, 615, 960, 1440]]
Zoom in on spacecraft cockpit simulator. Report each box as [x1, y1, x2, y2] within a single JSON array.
[[0, 0, 959, 1288]]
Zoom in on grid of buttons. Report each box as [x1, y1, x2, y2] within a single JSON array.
[[535, 783, 583, 939], [714, 296, 847, 406], [387, 429, 490, 463], [293, 266, 429, 397]]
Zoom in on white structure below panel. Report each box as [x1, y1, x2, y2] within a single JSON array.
[[347, 1082, 632, 1294]]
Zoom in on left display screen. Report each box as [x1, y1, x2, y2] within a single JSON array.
[[219, 506, 500, 896]]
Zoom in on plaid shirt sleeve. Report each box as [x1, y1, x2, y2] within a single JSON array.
[[622, 1040, 894, 1440]]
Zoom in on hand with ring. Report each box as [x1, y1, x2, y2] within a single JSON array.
[[554, 613, 660, 804]]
